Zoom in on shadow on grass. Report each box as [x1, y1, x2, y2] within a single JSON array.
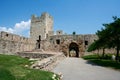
[[85, 59, 120, 70], [85, 60, 100, 66], [0, 68, 15, 80]]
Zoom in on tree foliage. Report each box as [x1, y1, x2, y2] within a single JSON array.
[[87, 40, 100, 52], [88, 17, 120, 61], [72, 31, 76, 35]]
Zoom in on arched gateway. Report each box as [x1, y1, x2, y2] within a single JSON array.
[[69, 42, 79, 57]]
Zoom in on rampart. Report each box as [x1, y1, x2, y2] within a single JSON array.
[[0, 31, 35, 54]]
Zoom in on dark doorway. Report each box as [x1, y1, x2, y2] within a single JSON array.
[[69, 42, 79, 57], [36, 35, 41, 49], [85, 41, 88, 45], [56, 39, 60, 44]]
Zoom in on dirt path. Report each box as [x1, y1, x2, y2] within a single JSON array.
[[53, 58, 120, 80]]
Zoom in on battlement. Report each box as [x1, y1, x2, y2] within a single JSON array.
[[41, 12, 53, 19], [0, 31, 35, 54], [31, 12, 53, 23], [0, 31, 34, 44]]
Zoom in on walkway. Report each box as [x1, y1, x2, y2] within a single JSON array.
[[53, 58, 120, 80]]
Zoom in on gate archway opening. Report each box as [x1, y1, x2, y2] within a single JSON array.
[[69, 42, 79, 57]]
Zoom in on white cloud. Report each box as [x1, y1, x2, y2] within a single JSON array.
[[0, 27, 14, 33], [0, 19, 31, 37], [15, 20, 30, 29]]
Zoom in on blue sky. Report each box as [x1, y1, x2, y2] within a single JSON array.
[[0, 0, 120, 37]]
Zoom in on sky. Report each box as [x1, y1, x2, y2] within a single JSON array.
[[0, 0, 120, 37]]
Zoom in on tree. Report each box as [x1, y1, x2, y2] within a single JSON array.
[[88, 17, 120, 61], [87, 39, 105, 57], [87, 40, 100, 52], [105, 17, 120, 61], [72, 31, 76, 35], [96, 26, 110, 57], [88, 27, 108, 57]]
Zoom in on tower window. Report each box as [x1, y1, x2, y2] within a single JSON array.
[[39, 35, 41, 41], [85, 41, 88, 45]]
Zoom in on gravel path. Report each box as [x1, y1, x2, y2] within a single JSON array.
[[53, 58, 120, 80]]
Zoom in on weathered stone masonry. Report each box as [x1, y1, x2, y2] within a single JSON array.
[[30, 12, 54, 41], [0, 31, 35, 54], [44, 34, 98, 57]]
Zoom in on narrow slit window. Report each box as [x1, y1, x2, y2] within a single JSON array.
[[85, 41, 88, 45]]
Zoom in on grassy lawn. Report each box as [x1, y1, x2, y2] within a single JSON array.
[[82, 54, 120, 70], [0, 54, 59, 80]]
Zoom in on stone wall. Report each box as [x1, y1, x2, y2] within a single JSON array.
[[31, 52, 66, 71], [92, 48, 116, 54], [0, 31, 35, 54], [47, 34, 98, 47], [17, 52, 53, 59], [41, 34, 98, 57]]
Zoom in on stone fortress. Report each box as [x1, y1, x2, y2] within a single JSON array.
[[0, 12, 98, 57]]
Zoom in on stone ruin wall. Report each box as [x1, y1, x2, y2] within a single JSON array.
[[39, 34, 98, 56], [0, 31, 36, 54], [91, 48, 116, 55], [40, 34, 116, 56], [0, 31, 116, 55]]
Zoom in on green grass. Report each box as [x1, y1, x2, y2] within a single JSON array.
[[82, 54, 100, 60], [82, 54, 120, 70], [0, 54, 59, 80]]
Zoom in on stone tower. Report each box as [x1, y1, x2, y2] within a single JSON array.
[[30, 12, 53, 41]]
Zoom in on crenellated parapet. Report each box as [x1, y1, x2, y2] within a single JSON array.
[[0, 31, 35, 54]]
